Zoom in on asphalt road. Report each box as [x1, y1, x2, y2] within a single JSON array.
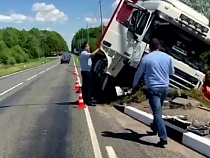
[[0, 59, 205, 158]]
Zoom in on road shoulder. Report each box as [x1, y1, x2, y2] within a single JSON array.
[[88, 105, 205, 158]]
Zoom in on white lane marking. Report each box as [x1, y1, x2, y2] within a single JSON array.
[[44, 63, 59, 72], [106, 146, 118, 158], [0, 82, 23, 96], [39, 70, 45, 74], [0, 60, 58, 79], [73, 57, 103, 158], [26, 74, 37, 81]]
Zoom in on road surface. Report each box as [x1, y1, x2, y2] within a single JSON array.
[[0, 59, 205, 158]]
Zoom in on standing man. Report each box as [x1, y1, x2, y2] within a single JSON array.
[[80, 41, 99, 106], [132, 38, 174, 147]]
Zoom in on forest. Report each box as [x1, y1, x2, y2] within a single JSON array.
[[71, 26, 106, 52], [0, 27, 69, 65]]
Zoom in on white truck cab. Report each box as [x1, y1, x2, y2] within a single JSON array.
[[91, 0, 210, 101]]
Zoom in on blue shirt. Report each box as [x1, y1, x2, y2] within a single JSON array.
[[80, 50, 92, 71], [133, 51, 174, 89]]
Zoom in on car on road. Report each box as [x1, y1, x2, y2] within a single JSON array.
[[60, 53, 71, 64]]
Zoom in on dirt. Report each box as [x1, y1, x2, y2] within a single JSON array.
[[131, 100, 210, 139]]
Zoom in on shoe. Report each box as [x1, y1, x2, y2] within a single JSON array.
[[91, 98, 98, 104], [86, 102, 96, 106], [150, 123, 157, 135], [156, 139, 168, 148]]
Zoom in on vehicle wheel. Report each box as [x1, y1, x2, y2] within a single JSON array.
[[101, 74, 117, 102], [93, 59, 107, 79]]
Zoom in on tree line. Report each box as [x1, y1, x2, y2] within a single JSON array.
[[0, 27, 69, 65], [71, 26, 106, 52]]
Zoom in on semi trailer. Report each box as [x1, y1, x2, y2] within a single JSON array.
[[91, 0, 210, 101]]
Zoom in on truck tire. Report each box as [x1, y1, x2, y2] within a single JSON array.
[[101, 74, 117, 102], [93, 59, 107, 79]]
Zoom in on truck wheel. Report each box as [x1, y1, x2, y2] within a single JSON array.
[[93, 59, 107, 78], [101, 74, 117, 102]]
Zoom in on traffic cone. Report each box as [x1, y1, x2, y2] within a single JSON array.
[[77, 88, 86, 109], [75, 82, 80, 91], [75, 76, 80, 91], [74, 70, 77, 76], [75, 76, 79, 84]]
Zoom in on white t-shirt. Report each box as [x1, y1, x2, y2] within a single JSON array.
[[80, 50, 92, 71]]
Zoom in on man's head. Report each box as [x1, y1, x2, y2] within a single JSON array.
[[81, 41, 90, 52], [149, 38, 160, 52]]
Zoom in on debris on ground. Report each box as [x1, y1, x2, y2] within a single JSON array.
[[170, 97, 201, 109], [113, 86, 210, 136]]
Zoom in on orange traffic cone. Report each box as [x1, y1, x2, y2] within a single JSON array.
[[74, 70, 77, 76], [75, 77, 80, 91], [77, 88, 86, 109], [75, 76, 79, 84], [75, 83, 80, 91]]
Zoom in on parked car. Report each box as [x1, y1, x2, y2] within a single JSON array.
[[60, 53, 71, 64]]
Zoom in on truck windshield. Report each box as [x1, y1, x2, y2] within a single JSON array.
[[143, 14, 210, 74]]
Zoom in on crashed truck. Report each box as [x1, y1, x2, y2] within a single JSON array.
[[91, 0, 210, 101]]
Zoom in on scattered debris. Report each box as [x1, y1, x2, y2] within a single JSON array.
[[170, 97, 201, 109]]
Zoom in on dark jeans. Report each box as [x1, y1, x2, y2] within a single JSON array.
[[81, 71, 93, 104], [148, 87, 168, 141]]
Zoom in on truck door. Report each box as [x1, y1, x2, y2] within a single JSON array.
[[124, 1, 152, 68]]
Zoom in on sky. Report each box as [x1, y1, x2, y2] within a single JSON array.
[[0, 0, 120, 49]]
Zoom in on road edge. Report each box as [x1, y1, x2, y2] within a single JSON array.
[[72, 56, 103, 158], [114, 104, 210, 157], [0, 57, 58, 79]]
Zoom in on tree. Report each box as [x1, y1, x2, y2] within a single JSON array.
[[72, 26, 106, 52], [0, 27, 69, 65]]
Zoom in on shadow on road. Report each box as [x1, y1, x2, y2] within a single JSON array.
[[113, 104, 125, 113], [101, 128, 162, 148], [0, 100, 79, 108]]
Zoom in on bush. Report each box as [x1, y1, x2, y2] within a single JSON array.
[[7, 56, 16, 65]]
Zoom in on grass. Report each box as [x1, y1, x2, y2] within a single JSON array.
[[0, 57, 58, 76], [182, 89, 210, 108], [113, 87, 210, 108], [73, 54, 80, 67], [112, 86, 147, 105]]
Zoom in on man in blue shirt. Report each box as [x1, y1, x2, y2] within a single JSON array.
[[132, 38, 174, 147], [80, 41, 99, 106]]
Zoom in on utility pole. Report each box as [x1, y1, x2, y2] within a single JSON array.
[[99, 0, 103, 33], [81, 28, 84, 43], [87, 23, 89, 43]]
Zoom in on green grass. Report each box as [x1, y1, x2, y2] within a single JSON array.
[[113, 87, 210, 108], [73, 54, 80, 67], [112, 86, 147, 105], [0, 57, 58, 76], [182, 89, 210, 108]]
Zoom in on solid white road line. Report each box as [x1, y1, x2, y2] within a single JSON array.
[[46, 68, 50, 71], [73, 57, 103, 158], [39, 70, 45, 74], [106, 146, 118, 158], [0, 82, 23, 96], [26, 74, 37, 81]]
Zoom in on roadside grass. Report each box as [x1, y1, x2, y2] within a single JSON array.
[[113, 86, 210, 108], [113, 86, 147, 105], [182, 89, 210, 108], [73, 54, 80, 68], [0, 57, 58, 76]]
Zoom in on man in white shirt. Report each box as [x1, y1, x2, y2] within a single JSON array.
[[80, 41, 99, 106]]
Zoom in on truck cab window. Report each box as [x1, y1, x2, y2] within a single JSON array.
[[136, 11, 150, 35], [116, 2, 134, 27]]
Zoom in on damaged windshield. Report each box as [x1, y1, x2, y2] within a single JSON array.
[[143, 14, 210, 74]]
